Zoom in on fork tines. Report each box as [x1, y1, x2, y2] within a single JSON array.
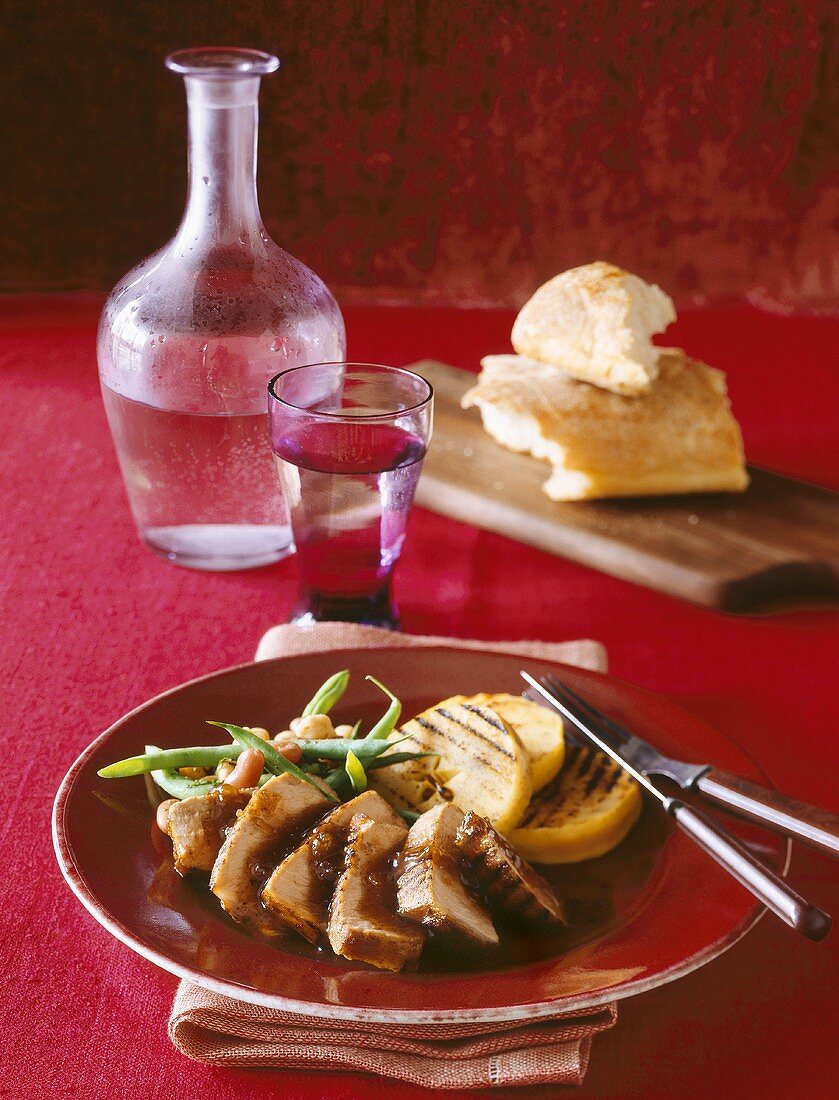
[[535, 672, 632, 751]]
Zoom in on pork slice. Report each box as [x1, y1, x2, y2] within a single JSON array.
[[396, 804, 498, 947], [165, 787, 250, 874], [455, 811, 566, 924], [210, 773, 331, 934], [327, 814, 424, 972], [261, 790, 403, 943]]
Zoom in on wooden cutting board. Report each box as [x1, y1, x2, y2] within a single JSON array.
[[412, 360, 839, 611]]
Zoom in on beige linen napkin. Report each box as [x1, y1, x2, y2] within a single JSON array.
[[254, 621, 607, 670], [170, 623, 615, 1088]]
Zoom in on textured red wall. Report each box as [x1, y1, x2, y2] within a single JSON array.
[[2, 1, 837, 309]]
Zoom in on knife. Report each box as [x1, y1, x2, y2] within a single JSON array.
[[522, 671, 839, 860], [522, 671, 831, 942]]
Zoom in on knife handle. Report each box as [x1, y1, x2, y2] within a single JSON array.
[[695, 768, 839, 859], [672, 802, 831, 942]]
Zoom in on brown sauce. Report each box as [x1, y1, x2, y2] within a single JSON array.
[[176, 801, 669, 974], [356, 847, 403, 928], [248, 817, 318, 886], [309, 822, 347, 883]]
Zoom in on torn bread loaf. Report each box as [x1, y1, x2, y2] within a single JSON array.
[[511, 261, 676, 395], [462, 352, 749, 501]]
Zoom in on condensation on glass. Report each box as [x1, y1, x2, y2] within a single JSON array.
[[98, 48, 346, 570]]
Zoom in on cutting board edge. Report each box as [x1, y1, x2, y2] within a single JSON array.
[[413, 360, 839, 611], [415, 472, 731, 606], [417, 471, 839, 610]]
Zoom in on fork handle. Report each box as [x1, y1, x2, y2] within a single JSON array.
[[695, 768, 839, 858], [672, 802, 831, 941]]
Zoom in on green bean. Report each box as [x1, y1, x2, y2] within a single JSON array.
[[324, 765, 352, 799], [143, 771, 165, 810], [208, 722, 338, 801], [301, 670, 350, 717], [399, 809, 421, 825], [145, 745, 217, 800], [151, 769, 217, 800], [296, 733, 413, 763], [320, 750, 431, 804], [345, 749, 367, 794], [98, 745, 241, 779], [365, 751, 433, 771], [296, 739, 362, 762], [363, 676, 402, 741]]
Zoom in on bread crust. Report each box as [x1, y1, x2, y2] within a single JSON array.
[[511, 262, 676, 395], [462, 353, 749, 501]]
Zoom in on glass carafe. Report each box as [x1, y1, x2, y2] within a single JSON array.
[[98, 48, 345, 570]]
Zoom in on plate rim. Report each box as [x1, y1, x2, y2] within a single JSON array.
[[53, 643, 789, 1024]]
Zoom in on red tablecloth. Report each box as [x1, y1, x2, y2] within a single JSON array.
[[2, 297, 837, 1099]]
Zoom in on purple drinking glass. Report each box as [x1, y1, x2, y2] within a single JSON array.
[[268, 362, 433, 629]]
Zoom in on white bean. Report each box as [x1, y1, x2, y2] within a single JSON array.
[[245, 726, 271, 741], [155, 798, 179, 834], [292, 714, 336, 740]]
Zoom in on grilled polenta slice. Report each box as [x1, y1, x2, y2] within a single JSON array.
[[510, 744, 642, 863], [372, 703, 532, 834], [437, 693, 565, 791]]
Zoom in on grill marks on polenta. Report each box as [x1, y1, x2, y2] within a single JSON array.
[[460, 703, 511, 737], [419, 707, 517, 762], [372, 703, 533, 835], [434, 694, 566, 791], [510, 743, 643, 863], [525, 746, 631, 827], [372, 693, 641, 863]]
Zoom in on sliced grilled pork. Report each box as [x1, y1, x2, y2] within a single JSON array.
[[396, 804, 498, 948], [262, 790, 403, 943], [210, 774, 331, 934], [327, 814, 424, 972], [455, 811, 566, 925], [165, 787, 250, 874]]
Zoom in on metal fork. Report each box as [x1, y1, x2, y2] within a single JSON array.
[[523, 670, 831, 942], [527, 671, 839, 856]]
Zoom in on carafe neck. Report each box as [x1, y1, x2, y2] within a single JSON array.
[[177, 75, 265, 245]]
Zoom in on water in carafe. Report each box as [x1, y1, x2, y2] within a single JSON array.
[[98, 48, 345, 570]]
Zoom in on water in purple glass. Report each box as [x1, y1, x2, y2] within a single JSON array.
[[272, 420, 426, 627]]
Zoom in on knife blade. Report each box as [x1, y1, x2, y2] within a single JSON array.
[[521, 671, 832, 941], [521, 672, 673, 808], [521, 670, 839, 859]]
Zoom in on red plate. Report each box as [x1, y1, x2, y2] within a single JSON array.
[[53, 645, 787, 1024]]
